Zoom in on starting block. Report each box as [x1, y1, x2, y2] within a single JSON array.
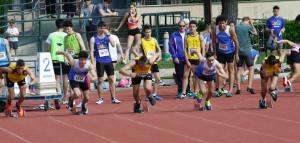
[[194, 102, 206, 111], [4, 109, 26, 117], [142, 103, 149, 112], [275, 85, 293, 93], [259, 100, 273, 109], [69, 104, 79, 115]]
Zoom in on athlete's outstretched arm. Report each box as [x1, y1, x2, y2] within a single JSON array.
[[274, 39, 296, 47], [119, 61, 136, 78], [0, 67, 13, 79], [216, 62, 228, 79], [230, 27, 239, 62], [199, 34, 206, 56], [56, 51, 75, 67], [192, 50, 204, 64], [88, 64, 98, 82], [89, 37, 96, 68], [132, 39, 142, 57], [26, 67, 38, 86], [76, 33, 86, 51]]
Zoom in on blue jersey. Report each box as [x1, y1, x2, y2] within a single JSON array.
[[195, 58, 218, 79], [94, 34, 112, 63], [216, 25, 235, 54], [251, 48, 259, 60], [266, 16, 285, 40], [0, 38, 10, 67], [69, 59, 90, 83]]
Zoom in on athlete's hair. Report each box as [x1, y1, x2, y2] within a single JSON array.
[[216, 15, 228, 24], [253, 46, 261, 52], [138, 55, 148, 65], [98, 21, 106, 28], [104, 0, 111, 3], [267, 55, 276, 65], [189, 20, 198, 26], [130, 2, 137, 13], [107, 26, 111, 31], [63, 20, 73, 27], [205, 51, 214, 58], [242, 17, 250, 22], [16, 59, 25, 67], [78, 50, 89, 59], [296, 14, 300, 22], [55, 19, 64, 29], [202, 23, 212, 34], [143, 25, 151, 33], [273, 5, 279, 10], [228, 21, 235, 26]]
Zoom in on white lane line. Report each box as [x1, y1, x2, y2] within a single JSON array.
[[0, 127, 32, 143], [48, 116, 119, 143], [109, 102, 208, 143], [172, 100, 299, 143]]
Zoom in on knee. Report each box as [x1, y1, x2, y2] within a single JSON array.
[[155, 78, 160, 84], [84, 96, 89, 101]]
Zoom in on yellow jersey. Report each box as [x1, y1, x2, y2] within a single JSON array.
[[264, 56, 280, 74], [186, 33, 201, 60], [141, 37, 157, 64], [7, 64, 28, 82], [133, 57, 152, 77]]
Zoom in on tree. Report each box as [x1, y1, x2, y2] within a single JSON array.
[[203, 0, 212, 25], [0, 0, 10, 34], [221, 0, 238, 23]]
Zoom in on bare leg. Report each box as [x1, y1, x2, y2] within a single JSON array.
[[227, 63, 234, 92], [288, 63, 300, 82], [261, 78, 268, 99], [182, 65, 191, 95], [248, 66, 254, 88], [62, 74, 69, 101], [97, 77, 104, 99], [144, 80, 152, 97], [108, 75, 116, 98], [133, 84, 140, 103], [192, 64, 199, 94], [218, 63, 225, 92], [124, 36, 135, 61], [152, 72, 160, 95]]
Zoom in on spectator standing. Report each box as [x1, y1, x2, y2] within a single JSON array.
[[6, 20, 19, 55]]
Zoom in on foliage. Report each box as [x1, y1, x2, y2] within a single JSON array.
[[0, 0, 10, 34]]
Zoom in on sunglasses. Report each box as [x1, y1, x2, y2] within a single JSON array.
[[178, 25, 186, 27]]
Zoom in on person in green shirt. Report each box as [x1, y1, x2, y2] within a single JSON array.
[[63, 20, 87, 107], [235, 16, 257, 95], [46, 19, 69, 104]]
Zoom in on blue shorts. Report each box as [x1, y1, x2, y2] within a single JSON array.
[[9, 41, 18, 50]]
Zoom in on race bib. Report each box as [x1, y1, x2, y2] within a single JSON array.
[[147, 50, 155, 58], [66, 48, 75, 56], [74, 74, 86, 82], [98, 49, 109, 57], [219, 43, 228, 51], [0, 52, 6, 60], [188, 47, 198, 55], [202, 70, 214, 76], [138, 72, 148, 77]]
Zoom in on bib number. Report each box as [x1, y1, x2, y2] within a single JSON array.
[[138, 72, 148, 77], [98, 49, 109, 57], [202, 70, 214, 76], [74, 74, 86, 82], [66, 48, 75, 56], [147, 51, 155, 58], [0, 52, 6, 60], [219, 43, 228, 51], [188, 47, 198, 55]]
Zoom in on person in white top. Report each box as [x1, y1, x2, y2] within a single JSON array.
[[107, 26, 124, 84], [6, 20, 19, 55]]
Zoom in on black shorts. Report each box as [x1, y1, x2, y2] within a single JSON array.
[[69, 80, 89, 91], [112, 61, 117, 63], [151, 64, 159, 73], [132, 75, 152, 85], [197, 75, 214, 82], [287, 51, 300, 64], [53, 63, 70, 75], [217, 51, 235, 64], [6, 74, 26, 88], [188, 59, 199, 65], [128, 27, 141, 36], [9, 41, 18, 50], [237, 54, 254, 67], [96, 61, 114, 77]]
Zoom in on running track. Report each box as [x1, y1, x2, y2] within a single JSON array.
[[1, 78, 300, 143]]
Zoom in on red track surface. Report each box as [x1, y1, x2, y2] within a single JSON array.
[[1, 78, 300, 143]]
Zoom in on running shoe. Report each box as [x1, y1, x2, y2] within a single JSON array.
[[16, 102, 24, 116], [221, 89, 228, 94], [68, 97, 74, 111], [235, 90, 240, 94], [197, 92, 203, 103], [96, 98, 104, 104], [6, 100, 11, 110], [233, 82, 237, 87], [147, 94, 156, 106], [259, 99, 266, 109], [153, 94, 163, 100], [187, 90, 194, 98], [247, 87, 256, 94], [283, 76, 288, 87], [145, 97, 149, 101], [76, 100, 83, 108], [177, 92, 182, 97], [287, 80, 292, 87], [226, 91, 232, 97], [214, 91, 222, 97], [62, 100, 68, 105], [241, 74, 246, 83], [81, 103, 88, 114], [112, 98, 121, 104], [133, 102, 144, 113], [270, 91, 278, 102], [176, 93, 186, 99], [205, 99, 212, 110]]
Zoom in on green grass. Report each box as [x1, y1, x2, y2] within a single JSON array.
[[256, 50, 288, 64]]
